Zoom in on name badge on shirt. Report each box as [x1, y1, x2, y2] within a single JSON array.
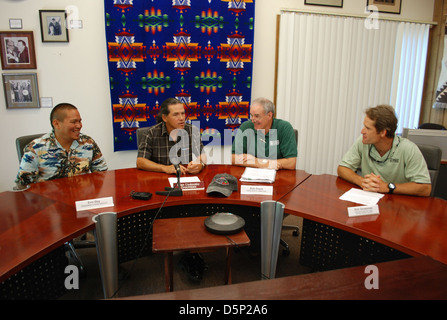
[[270, 140, 279, 146]]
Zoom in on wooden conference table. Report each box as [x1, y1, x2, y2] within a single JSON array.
[[1, 165, 446, 299], [123, 173, 447, 300], [0, 165, 309, 299], [281, 174, 447, 267]]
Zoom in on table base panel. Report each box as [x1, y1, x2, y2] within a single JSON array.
[[300, 219, 410, 271], [0, 246, 68, 300]]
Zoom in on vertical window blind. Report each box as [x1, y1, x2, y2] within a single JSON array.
[[276, 12, 430, 175]]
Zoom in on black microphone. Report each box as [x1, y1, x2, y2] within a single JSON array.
[[155, 164, 183, 196], [174, 163, 181, 187]]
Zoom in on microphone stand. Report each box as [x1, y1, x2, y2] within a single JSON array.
[[155, 164, 183, 196]]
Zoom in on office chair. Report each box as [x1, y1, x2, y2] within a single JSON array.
[[16, 133, 45, 162], [416, 143, 442, 197], [136, 127, 147, 148], [418, 123, 446, 130], [16, 133, 92, 276], [279, 129, 300, 255]]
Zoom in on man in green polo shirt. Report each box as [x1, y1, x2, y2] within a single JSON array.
[[232, 97, 297, 170], [337, 105, 431, 197]]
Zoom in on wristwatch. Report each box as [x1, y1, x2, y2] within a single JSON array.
[[200, 160, 206, 169], [388, 183, 396, 194]]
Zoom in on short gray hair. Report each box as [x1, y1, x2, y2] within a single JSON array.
[[252, 97, 275, 115]]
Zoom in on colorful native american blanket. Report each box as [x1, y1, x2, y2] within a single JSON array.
[[104, 0, 255, 151]]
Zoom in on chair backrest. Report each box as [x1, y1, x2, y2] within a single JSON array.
[[294, 129, 298, 149], [16, 133, 44, 163], [136, 127, 147, 149], [418, 123, 446, 130], [416, 143, 442, 197]]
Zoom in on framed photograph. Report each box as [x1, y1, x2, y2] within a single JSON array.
[[0, 31, 37, 70], [39, 10, 69, 43], [9, 19, 23, 29], [305, 0, 343, 8], [2, 73, 40, 109], [367, 0, 402, 14]]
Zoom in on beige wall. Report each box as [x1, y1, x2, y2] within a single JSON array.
[[0, 0, 434, 192]]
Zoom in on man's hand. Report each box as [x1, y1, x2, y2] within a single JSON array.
[[185, 161, 202, 175], [235, 154, 256, 165], [264, 159, 281, 170], [162, 164, 186, 175], [362, 173, 387, 193]]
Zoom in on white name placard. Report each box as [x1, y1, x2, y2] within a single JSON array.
[[75, 197, 114, 211], [348, 205, 379, 217], [241, 185, 273, 195]]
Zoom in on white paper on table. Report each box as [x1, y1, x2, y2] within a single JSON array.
[[168, 176, 200, 188], [339, 188, 384, 206], [240, 167, 276, 183]]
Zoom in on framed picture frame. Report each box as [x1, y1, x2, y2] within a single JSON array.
[[367, 0, 402, 14], [2, 73, 40, 109], [9, 19, 23, 29], [39, 10, 69, 43], [304, 0, 343, 8], [0, 31, 37, 70]]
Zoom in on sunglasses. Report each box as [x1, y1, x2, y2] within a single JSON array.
[[368, 136, 400, 164]]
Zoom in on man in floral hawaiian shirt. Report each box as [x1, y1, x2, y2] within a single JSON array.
[[15, 103, 108, 188]]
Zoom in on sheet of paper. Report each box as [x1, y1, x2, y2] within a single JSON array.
[[348, 205, 380, 217], [168, 176, 200, 188], [241, 185, 273, 195], [339, 188, 384, 206], [240, 167, 276, 183], [75, 196, 114, 211]]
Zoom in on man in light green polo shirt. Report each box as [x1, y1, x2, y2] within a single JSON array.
[[231, 97, 297, 170], [337, 105, 431, 197]]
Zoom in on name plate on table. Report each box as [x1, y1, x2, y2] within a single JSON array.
[[174, 181, 205, 191], [348, 205, 379, 217], [241, 185, 273, 195], [168, 176, 204, 191], [75, 197, 114, 211]]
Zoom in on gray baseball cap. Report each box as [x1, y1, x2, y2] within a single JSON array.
[[206, 173, 238, 197]]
